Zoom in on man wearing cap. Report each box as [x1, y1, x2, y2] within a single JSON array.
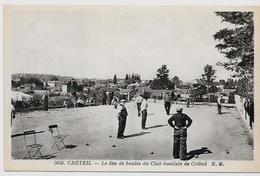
[[116, 99, 128, 139], [168, 108, 192, 160]]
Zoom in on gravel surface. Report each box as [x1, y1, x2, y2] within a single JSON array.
[[11, 100, 253, 160]]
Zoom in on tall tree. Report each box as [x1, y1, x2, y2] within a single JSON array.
[[201, 64, 216, 89], [213, 12, 254, 78], [150, 65, 174, 90], [225, 78, 236, 89], [51, 76, 59, 81], [156, 64, 170, 82], [113, 74, 117, 84], [172, 76, 181, 88], [125, 74, 129, 80]]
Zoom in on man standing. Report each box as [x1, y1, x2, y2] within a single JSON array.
[[168, 108, 192, 160], [116, 99, 128, 139], [11, 100, 16, 126], [244, 96, 254, 129], [112, 96, 119, 109], [109, 91, 114, 105], [217, 95, 223, 114], [164, 92, 171, 115], [102, 90, 107, 105], [186, 95, 190, 108], [42, 92, 49, 111], [141, 96, 148, 129], [136, 94, 143, 116]]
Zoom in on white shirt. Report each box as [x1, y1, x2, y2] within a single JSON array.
[[217, 97, 222, 105], [117, 104, 123, 114], [141, 99, 148, 111], [11, 104, 15, 111], [136, 96, 143, 104]]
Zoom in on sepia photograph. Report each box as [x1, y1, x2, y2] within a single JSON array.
[[3, 5, 259, 172]]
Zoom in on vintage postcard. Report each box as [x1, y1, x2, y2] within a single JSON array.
[[4, 5, 260, 172]]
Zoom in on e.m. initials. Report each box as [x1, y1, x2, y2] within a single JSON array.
[[212, 161, 224, 166]]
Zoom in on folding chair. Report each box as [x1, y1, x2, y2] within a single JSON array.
[[48, 125, 68, 150], [23, 130, 43, 159]]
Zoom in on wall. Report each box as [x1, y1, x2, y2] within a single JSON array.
[[234, 94, 253, 136]]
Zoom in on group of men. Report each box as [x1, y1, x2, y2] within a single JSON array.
[[116, 94, 149, 139], [115, 92, 193, 160]]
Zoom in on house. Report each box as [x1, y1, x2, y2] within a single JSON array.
[[34, 90, 49, 96], [47, 81, 62, 88], [222, 89, 236, 96], [12, 91, 33, 102], [16, 84, 34, 93], [62, 84, 68, 95], [119, 88, 135, 101]]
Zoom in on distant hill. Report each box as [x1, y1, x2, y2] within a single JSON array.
[[12, 73, 74, 83]]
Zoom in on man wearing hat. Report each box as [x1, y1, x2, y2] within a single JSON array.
[[116, 99, 128, 139], [168, 108, 192, 160]]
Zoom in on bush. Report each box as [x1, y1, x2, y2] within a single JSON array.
[[157, 96, 163, 100], [49, 96, 70, 107]]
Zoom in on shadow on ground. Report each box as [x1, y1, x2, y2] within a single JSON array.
[[65, 144, 77, 149], [125, 132, 150, 138], [40, 154, 56, 159], [145, 124, 168, 129], [185, 147, 212, 160], [220, 112, 231, 114]]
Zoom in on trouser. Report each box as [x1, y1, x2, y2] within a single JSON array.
[[11, 111, 15, 126], [248, 110, 254, 129], [137, 103, 141, 116], [117, 116, 127, 138], [217, 104, 221, 114], [173, 129, 187, 160], [43, 103, 48, 111], [187, 100, 190, 108], [141, 110, 147, 129], [164, 102, 171, 115], [102, 99, 106, 105]]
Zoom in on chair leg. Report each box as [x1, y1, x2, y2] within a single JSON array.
[[23, 147, 32, 159], [35, 146, 43, 159], [60, 137, 66, 149]]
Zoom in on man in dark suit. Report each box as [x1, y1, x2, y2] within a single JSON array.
[[116, 99, 128, 139], [42, 92, 49, 111], [168, 108, 192, 160]]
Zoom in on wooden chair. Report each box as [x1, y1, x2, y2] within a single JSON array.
[[23, 130, 43, 159], [48, 125, 68, 150]]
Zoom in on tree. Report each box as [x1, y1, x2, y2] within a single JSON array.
[[150, 65, 175, 90], [113, 74, 117, 84], [224, 78, 236, 89], [219, 79, 226, 85], [172, 76, 182, 88], [201, 64, 216, 90], [156, 64, 170, 82], [20, 77, 44, 89], [213, 12, 254, 94], [51, 76, 59, 81], [125, 74, 129, 80]]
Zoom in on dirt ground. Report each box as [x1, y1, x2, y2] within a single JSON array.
[[11, 100, 253, 160]]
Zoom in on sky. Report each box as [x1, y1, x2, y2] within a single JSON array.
[[10, 6, 234, 82]]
